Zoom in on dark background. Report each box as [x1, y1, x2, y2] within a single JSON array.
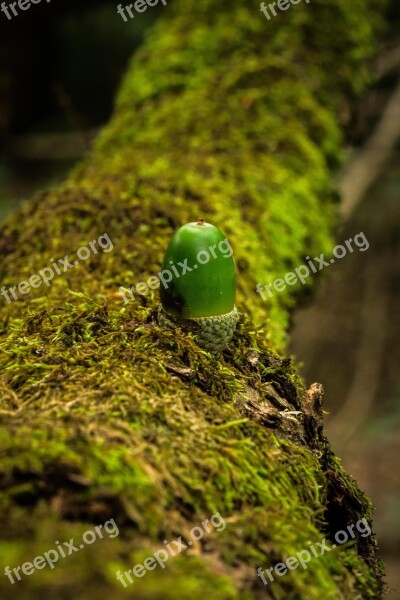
[[0, 0, 163, 219]]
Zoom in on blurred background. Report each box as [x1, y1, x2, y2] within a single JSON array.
[[0, 0, 399, 597], [0, 0, 162, 220]]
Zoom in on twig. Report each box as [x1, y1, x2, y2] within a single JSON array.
[[339, 77, 400, 220], [327, 257, 388, 446]]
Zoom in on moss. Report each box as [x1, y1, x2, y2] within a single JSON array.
[[0, 0, 386, 597]]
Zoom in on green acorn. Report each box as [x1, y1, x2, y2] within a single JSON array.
[[158, 219, 238, 351]]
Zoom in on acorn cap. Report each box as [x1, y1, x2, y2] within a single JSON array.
[[158, 305, 239, 352], [160, 219, 236, 319]]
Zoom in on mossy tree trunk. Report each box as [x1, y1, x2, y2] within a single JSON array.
[[0, 0, 386, 598]]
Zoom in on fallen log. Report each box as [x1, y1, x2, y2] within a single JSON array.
[[0, 0, 387, 597]]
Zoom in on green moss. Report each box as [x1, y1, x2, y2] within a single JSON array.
[[0, 306, 384, 598], [0, 0, 386, 597]]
